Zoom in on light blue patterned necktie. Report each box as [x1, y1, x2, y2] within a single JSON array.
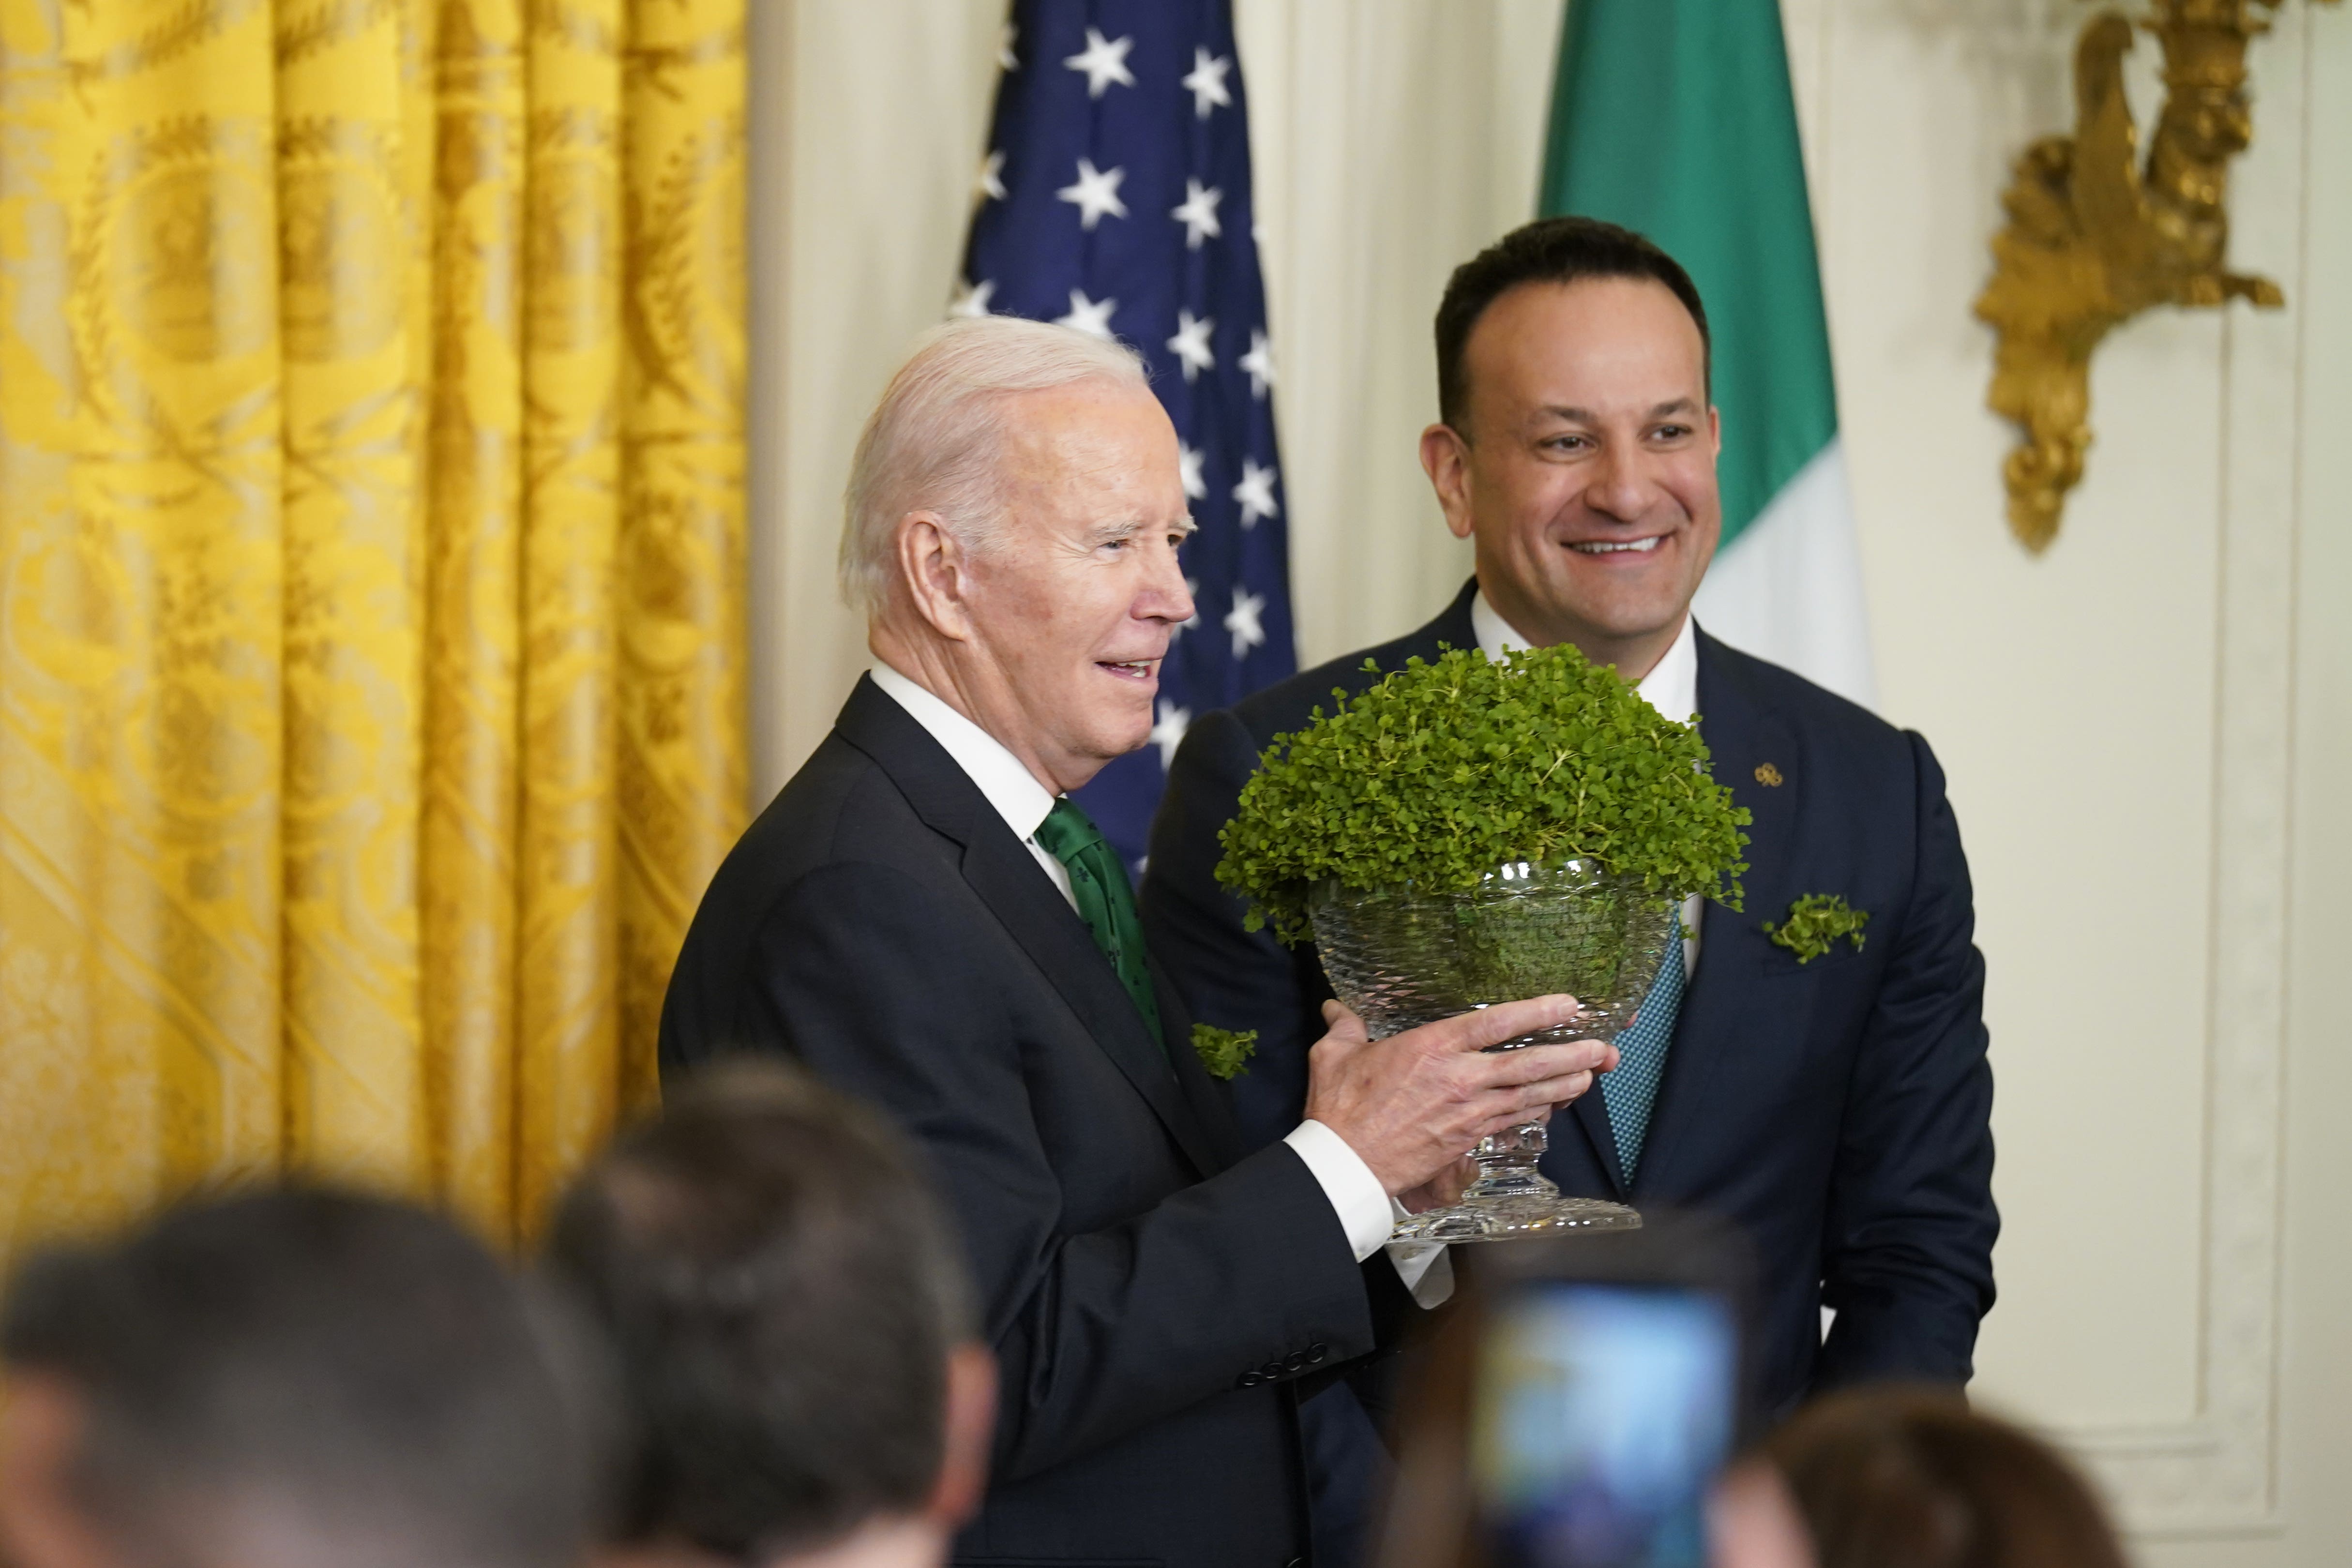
[[1604, 936, 1687, 1183]]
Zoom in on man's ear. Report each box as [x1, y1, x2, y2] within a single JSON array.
[[1418, 424, 1477, 542], [894, 513, 979, 643], [1708, 404, 1722, 459], [925, 1343, 996, 1530], [0, 1374, 116, 1568]]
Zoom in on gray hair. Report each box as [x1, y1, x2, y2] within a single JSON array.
[[839, 314, 1148, 615]]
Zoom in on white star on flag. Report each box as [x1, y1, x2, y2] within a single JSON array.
[[1224, 589, 1267, 660], [1063, 27, 1135, 98], [976, 150, 1006, 201], [1181, 48, 1233, 119], [1166, 311, 1215, 382], [1177, 444, 1206, 500], [1055, 157, 1128, 230], [1232, 459, 1279, 529], [949, 278, 995, 318], [1238, 330, 1275, 399], [999, 22, 1019, 70], [1170, 179, 1223, 249], [1150, 701, 1191, 771], [1056, 288, 1117, 338]]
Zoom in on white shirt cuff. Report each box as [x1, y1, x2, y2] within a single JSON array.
[[1386, 1199, 1455, 1309], [1284, 1119, 1396, 1263], [1282, 1121, 1457, 1310]]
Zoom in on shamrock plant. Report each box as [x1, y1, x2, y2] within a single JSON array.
[[1216, 644, 1751, 945], [1764, 893, 1870, 964], [1190, 1024, 1259, 1081]]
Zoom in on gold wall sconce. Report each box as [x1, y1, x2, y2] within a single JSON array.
[[1975, 0, 2334, 553]]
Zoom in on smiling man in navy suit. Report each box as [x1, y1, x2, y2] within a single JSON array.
[[1143, 218, 1998, 1455]]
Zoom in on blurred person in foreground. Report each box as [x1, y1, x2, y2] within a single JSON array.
[[547, 1060, 994, 1568], [1143, 217, 1997, 1446], [1764, 1386, 2128, 1568], [657, 314, 1617, 1567], [0, 1189, 605, 1568]]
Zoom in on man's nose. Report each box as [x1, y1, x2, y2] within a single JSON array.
[[1583, 443, 1654, 523], [1146, 537, 1195, 623]]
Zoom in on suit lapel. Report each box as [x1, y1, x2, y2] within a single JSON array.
[[835, 677, 1226, 1180], [1572, 1091, 1629, 1198], [1420, 579, 1479, 661], [1632, 630, 1800, 1193]]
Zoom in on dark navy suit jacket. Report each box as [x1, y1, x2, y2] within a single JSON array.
[[661, 675, 1414, 1568], [1140, 580, 1998, 1415]]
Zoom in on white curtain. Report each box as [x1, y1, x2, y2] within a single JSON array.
[[746, 0, 1565, 797]]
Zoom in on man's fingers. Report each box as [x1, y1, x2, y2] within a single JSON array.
[[1463, 1040, 1611, 1087], [1320, 999, 1368, 1040], [1446, 994, 1586, 1051], [1467, 1074, 1595, 1140]]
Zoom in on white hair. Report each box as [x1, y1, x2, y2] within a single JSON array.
[[839, 315, 1150, 615]]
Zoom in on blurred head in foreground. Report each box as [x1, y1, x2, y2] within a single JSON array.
[[1763, 1386, 2128, 1568], [548, 1059, 994, 1568], [0, 1188, 605, 1568]]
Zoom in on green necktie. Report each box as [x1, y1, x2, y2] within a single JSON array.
[[1034, 799, 1166, 1055]]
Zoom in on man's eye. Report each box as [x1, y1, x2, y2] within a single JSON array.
[[1543, 436, 1589, 452], [1653, 424, 1691, 441]]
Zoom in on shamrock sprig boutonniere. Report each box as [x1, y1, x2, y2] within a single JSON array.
[[1764, 893, 1870, 964], [1191, 1024, 1258, 1081]]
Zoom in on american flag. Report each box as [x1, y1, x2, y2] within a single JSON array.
[[955, 0, 1296, 874]]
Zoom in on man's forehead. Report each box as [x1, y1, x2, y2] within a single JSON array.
[[995, 385, 1183, 515], [1471, 278, 1704, 372], [1460, 279, 1705, 428]]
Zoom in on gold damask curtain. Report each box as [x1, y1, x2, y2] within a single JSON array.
[[0, 0, 745, 1253]]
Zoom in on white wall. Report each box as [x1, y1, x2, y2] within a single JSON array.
[[746, 3, 2352, 1559], [1793, 2, 2351, 1559]]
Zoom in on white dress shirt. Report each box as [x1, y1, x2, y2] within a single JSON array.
[[1470, 593, 1706, 976], [868, 663, 1445, 1302]]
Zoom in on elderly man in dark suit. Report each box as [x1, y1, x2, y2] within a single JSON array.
[[658, 315, 1618, 1568], [1142, 218, 1998, 1534]]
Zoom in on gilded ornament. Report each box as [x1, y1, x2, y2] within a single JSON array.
[[1754, 763, 1784, 787], [1975, 0, 2335, 552]]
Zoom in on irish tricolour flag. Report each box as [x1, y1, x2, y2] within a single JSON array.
[[1542, 0, 1873, 707]]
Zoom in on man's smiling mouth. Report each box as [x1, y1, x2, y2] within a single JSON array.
[[1099, 660, 1160, 680], [1568, 536, 1664, 555]]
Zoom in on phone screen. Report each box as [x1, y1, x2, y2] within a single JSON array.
[[1470, 1281, 1738, 1568]]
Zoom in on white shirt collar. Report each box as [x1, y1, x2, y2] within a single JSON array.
[[1470, 588, 1700, 726], [868, 662, 1058, 841]]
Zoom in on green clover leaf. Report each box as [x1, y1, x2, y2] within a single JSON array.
[[1762, 893, 1870, 964], [1190, 1024, 1259, 1081]]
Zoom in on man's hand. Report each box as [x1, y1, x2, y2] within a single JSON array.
[[1303, 996, 1617, 1196], [1398, 1155, 1477, 1215]]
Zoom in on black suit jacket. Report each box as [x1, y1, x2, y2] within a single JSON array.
[[661, 676, 1393, 1568], [1141, 581, 1998, 1417]]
